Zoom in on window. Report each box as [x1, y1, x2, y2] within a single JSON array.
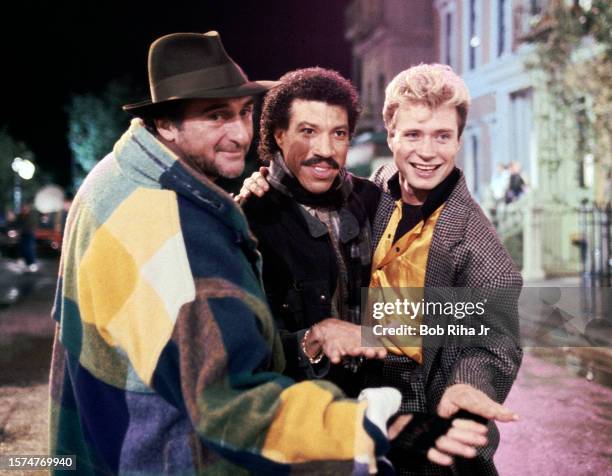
[[509, 89, 535, 186], [468, 0, 478, 69], [463, 0, 481, 71], [439, 2, 456, 69], [445, 11, 453, 66], [497, 0, 507, 57], [471, 135, 480, 195], [463, 128, 481, 196]]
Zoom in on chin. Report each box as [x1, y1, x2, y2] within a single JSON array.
[[219, 162, 246, 180], [303, 180, 334, 195]]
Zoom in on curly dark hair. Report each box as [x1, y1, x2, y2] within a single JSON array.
[[258, 67, 361, 163]]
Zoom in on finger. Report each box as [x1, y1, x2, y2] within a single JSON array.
[[457, 397, 518, 422], [435, 435, 477, 459], [388, 414, 413, 440], [452, 418, 488, 435], [437, 400, 459, 419], [239, 184, 252, 196], [324, 347, 342, 364], [255, 177, 269, 191], [446, 427, 488, 447], [259, 166, 270, 177], [426, 448, 453, 466], [362, 347, 387, 360], [375, 347, 387, 359]]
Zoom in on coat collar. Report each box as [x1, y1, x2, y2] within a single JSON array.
[[113, 119, 256, 248], [298, 205, 361, 243]]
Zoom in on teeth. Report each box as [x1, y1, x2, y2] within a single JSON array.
[[413, 164, 438, 171]]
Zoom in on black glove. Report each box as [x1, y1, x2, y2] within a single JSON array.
[[388, 410, 489, 465]]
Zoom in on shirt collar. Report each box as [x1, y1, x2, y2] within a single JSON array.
[[387, 167, 461, 221]]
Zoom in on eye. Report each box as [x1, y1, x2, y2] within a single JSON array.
[[207, 112, 223, 121], [301, 127, 315, 135], [240, 106, 254, 118], [437, 132, 452, 142], [335, 130, 348, 138], [404, 131, 420, 140]]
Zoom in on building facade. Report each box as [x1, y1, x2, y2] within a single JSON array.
[[344, 0, 595, 278]]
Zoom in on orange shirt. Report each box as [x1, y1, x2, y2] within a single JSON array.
[[369, 200, 444, 364]]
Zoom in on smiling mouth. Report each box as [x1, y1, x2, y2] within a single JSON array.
[[411, 163, 442, 172]]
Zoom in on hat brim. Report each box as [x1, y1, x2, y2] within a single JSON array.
[[123, 80, 277, 115]]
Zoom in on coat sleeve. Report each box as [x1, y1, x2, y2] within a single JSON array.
[[448, 272, 523, 404], [148, 196, 390, 473], [150, 277, 390, 473]]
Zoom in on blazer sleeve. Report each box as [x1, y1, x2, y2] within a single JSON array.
[[448, 271, 523, 403]]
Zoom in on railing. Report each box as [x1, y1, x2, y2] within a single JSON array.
[[490, 194, 589, 279], [579, 202, 611, 286]]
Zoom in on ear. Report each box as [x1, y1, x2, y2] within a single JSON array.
[[154, 118, 179, 143], [274, 128, 286, 149], [386, 129, 395, 152]]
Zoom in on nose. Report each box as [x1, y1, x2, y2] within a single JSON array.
[[312, 133, 334, 158], [225, 118, 251, 147], [417, 136, 436, 159]]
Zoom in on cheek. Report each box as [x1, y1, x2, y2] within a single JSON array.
[[285, 139, 310, 163]]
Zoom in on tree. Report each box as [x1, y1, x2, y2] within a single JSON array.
[[66, 80, 135, 187], [526, 0, 611, 204]]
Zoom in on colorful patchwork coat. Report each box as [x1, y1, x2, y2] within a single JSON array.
[[49, 120, 390, 475]]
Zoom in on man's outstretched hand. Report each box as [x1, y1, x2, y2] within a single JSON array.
[[438, 383, 518, 422], [306, 319, 387, 364]]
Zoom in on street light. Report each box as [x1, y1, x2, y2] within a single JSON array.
[[11, 157, 36, 213]]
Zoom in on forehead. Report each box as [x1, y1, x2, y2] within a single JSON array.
[[183, 96, 253, 114], [393, 103, 459, 131], [288, 99, 348, 126]]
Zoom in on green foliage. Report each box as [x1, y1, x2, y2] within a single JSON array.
[[528, 0, 611, 201], [66, 80, 134, 186], [0, 128, 38, 212]]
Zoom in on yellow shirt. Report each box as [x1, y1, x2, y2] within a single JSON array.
[[369, 200, 444, 364]]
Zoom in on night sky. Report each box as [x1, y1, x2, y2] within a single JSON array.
[[2, 0, 351, 187]]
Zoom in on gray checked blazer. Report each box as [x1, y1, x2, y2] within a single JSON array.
[[369, 163, 523, 476]]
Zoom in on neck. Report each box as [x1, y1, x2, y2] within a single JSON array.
[[399, 174, 428, 205]]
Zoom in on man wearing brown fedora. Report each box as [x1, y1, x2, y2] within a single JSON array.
[[48, 31, 491, 475]]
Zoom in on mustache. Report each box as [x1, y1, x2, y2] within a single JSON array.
[[301, 157, 340, 169]]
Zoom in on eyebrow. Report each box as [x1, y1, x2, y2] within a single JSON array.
[[400, 127, 455, 133], [296, 121, 349, 129]]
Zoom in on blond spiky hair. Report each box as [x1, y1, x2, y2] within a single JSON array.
[[383, 63, 471, 136]]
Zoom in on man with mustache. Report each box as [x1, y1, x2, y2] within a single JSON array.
[[242, 67, 386, 397]]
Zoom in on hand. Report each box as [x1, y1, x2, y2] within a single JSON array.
[[427, 418, 489, 466], [234, 166, 270, 204], [438, 384, 518, 422], [307, 319, 387, 364]]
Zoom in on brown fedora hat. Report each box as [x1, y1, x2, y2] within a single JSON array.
[[123, 31, 276, 115]]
